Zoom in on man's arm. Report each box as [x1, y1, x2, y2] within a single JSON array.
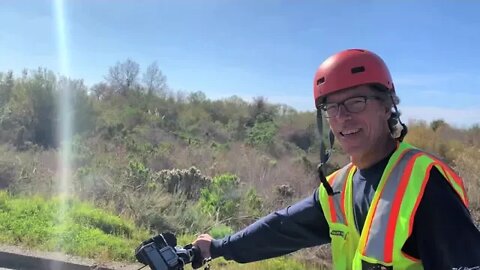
[[406, 167, 480, 269], [210, 189, 330, 263]]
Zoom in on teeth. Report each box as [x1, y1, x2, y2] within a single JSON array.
[[341, 128, 360, 136]]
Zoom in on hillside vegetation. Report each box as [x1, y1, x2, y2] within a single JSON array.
[[0, 61, 478, 268]]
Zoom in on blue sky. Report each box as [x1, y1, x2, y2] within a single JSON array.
[[1, 1, 479, 127]]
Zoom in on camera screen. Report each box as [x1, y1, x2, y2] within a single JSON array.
[[160, 246, 178, 266], [144, 244, 169, 270]]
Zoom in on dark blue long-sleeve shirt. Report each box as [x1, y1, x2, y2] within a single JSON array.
[[210, 154, 480, 269]]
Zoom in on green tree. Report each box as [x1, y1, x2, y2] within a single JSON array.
[[430, 119, 447, 132], [247, 120, 278, 147], [0, 68, 57, 148], [0, 71, 14, 108]]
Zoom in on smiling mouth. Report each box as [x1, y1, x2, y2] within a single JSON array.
[[340, 128, 361, 137]]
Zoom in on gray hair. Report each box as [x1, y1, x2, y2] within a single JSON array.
[[371, 85, 408, 141]]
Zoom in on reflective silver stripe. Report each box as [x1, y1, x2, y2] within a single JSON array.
[[330, 164, 351, 225], [364, 149, 422, 260]]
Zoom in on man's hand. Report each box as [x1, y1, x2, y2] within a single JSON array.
[[193, 234, 214, 259]]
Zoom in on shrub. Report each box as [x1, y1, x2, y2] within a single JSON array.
[[209, 224, 234, 239], [156, 167, 211, 200], [199, 173, 240, 223]]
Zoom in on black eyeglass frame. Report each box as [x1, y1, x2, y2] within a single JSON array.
[[317, 95, 383, 118]]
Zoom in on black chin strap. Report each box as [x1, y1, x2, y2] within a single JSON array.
[[316, 110, 338, 196]]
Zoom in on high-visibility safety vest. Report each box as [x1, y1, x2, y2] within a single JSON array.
[[319, 142, 469, 270]]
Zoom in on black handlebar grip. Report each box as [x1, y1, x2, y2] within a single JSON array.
[[190, 245, 204, 269]]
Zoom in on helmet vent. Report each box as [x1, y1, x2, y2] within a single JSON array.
[[351, 66, 365, 74], [316, 77, 325, 85]]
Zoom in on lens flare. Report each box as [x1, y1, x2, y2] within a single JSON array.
[[54, 0, 72, 197], [53, 0, 72, 264]]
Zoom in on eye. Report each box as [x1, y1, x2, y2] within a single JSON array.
[[345, 97, 365, 105], [322, 103, 337, 111]]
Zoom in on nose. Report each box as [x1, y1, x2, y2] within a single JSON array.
[[336, 104, 352, 119]]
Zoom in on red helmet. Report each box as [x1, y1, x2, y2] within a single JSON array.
[[313, 49, 394, 105]]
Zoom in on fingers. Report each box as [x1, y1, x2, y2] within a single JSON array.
[[193, 234, 213, 259], [195, 234, 213, 241]]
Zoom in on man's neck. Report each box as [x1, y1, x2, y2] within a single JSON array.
[[351, 138, 397, 169]]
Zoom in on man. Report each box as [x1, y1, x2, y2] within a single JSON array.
[[194, 49, 480, 269]]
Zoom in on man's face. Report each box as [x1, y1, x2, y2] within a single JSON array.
[[323, 85, 392, 159]]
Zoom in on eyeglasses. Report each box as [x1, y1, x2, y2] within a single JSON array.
[[318, 95, 382, 118]]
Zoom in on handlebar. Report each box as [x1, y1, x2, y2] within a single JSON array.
[[135, 232, 206, 270]]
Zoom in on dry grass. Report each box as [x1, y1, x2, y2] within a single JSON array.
[[454, 146, 480, 226], [167, 142, 318, 210]]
